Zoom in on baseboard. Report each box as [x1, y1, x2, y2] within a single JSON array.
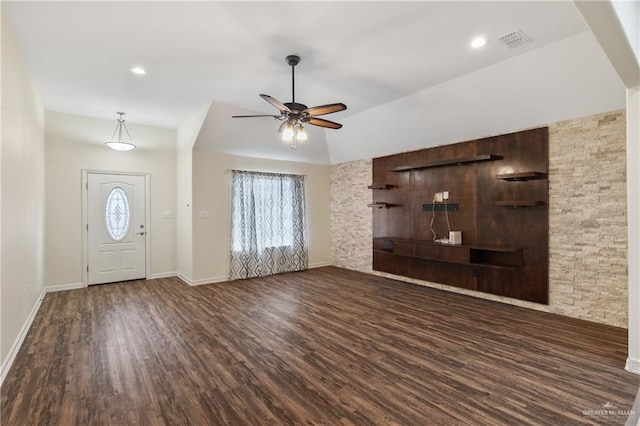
[[188, 275, 229, 286], [149, 271, 177, 280], [626, 357, 640, 374], [183, 263, 333, 286], [0, 288, 46, 387], [180, 263, 333, 286], [176, 272, 191, 286], [309, 261, 332, 268], [46, 282, 85, 293]]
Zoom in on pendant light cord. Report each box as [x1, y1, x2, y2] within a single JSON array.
[[109, 112, 133, 143]]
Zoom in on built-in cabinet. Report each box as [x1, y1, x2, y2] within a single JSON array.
[[371, 127, 549, 304]]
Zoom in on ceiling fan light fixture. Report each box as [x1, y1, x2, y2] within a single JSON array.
[[105, 112, 137, 151], [295, 125, 307, 141], [282, 123, 295, 141]]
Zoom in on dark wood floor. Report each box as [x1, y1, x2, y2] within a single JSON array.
[[2, 267, 638, 425]]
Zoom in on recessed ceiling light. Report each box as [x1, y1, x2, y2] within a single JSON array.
[[471, 36, 488, 49], [130, 67, 146, 75]]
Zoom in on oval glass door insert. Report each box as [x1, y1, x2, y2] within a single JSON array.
[[105, 187, 131, 241]]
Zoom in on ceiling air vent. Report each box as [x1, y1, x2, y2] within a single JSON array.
[[499, 29, 532, 48]]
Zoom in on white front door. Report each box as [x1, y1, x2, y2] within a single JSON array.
[[87, 173, 146, 285]]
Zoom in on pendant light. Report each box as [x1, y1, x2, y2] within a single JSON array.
[[105, 112, 136, 151]]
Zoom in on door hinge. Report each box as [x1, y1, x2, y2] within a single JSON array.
[[86, 182, 88, 190], [87, 265, 89, 272]]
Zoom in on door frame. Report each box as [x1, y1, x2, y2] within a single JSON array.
[[81, 169, 151, 286]]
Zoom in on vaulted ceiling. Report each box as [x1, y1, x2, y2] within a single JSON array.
[[3, 1, 628, 164]]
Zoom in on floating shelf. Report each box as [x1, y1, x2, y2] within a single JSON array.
[[468, 261, 519, 271], [374, 237, 523, 253], [422, 203, 459, 212], [373, 237, 523, 270], [390, 154, 502, 172], [368, 184, 394, 190], [496, 200, 546, 208], [496, 171, 547, 181], [368, 202, 397, 208]]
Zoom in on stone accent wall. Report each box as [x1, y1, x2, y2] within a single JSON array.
[[330, 159, 372, 272], [330, 110, 628, 328], [548, 110, 627, 326]]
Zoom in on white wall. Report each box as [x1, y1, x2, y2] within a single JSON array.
[[612, 0, 639, 64], [626, 88, 640, 372], [190, 150, 332, 284], [176, 104, 210, 283], [45, 111, 177, 286], [573, 0, 638, 91], [1, 10, 46, 364]]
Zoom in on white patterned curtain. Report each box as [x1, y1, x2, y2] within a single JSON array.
[[229, 170, 308, 280]]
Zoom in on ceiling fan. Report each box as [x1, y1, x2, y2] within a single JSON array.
[[232, 55, 347, 148]]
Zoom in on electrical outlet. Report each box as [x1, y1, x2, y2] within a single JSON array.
[[443, 191, 449, 200], [434, 192, 443, 202]]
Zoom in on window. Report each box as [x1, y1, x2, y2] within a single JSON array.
[[105, 187, 131, 241], [229, 170, 308, 280]]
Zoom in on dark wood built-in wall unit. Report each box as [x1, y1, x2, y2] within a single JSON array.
[[371, 127, 549, 304]]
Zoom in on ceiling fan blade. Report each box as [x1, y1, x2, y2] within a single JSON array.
[[303, 103, 347, 117], [307, 117, 343, 129], [232, 114, 280, 118], [260, 94, 291, 113]]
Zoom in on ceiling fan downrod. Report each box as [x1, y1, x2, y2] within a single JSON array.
[[286, 55, 300, 103]]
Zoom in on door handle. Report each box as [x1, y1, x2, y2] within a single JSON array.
[[137, 231, 145, 236]]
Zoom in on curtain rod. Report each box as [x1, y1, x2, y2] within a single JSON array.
[[226, 169, 307, 177]]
